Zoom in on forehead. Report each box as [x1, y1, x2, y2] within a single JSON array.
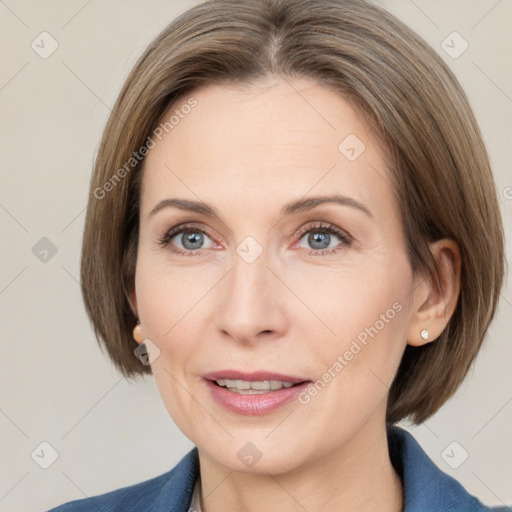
[[140, 77, 396, 221]]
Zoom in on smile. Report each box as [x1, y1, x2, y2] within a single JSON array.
[[203, 370, 312, 415]]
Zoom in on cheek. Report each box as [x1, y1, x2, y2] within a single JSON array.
[[281, 251, 411, 346], [135, 253, 221, 340], [282, 254, 412, 411], [133, 255, 222, 425]]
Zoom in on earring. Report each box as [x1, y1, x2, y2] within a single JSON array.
[[133, 321, 144, 344], [420, 329, 429, 342]]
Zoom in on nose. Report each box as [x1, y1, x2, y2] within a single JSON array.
[[214, 247, 288, 347]]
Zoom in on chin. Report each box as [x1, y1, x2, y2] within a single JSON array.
[[196, 436, 310, 476]]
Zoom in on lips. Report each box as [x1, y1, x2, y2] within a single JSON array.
[[202, 370, 312, 415]]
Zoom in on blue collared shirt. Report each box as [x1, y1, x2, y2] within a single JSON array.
[[47, 425, 511, 511]]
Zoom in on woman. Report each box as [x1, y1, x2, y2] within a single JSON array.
[[47, 0, 510, 510]]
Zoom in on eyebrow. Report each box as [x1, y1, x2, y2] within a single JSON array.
[[149, 194, 373, 220]]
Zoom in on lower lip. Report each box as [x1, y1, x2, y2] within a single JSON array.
[[204, 380, 310, 415]]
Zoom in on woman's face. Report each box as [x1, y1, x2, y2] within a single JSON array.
[[134, 76, 422, 473]]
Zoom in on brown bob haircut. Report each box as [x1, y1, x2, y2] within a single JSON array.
[[80, 0, 505, 424]]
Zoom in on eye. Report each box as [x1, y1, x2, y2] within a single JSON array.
[[157, 223, 216, 256], [294, 222, 353, 255]]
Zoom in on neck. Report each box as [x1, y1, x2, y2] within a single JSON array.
[[197, 418, 403, 512]]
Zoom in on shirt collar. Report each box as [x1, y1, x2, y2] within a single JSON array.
[[387, 424, 491, 511]]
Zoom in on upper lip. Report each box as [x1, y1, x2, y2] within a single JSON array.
[[203, 370, 310, 384]]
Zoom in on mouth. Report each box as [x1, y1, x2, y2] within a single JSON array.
[[202, 370, 312, 414]]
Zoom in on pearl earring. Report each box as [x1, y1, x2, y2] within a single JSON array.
[[133, 321, 144, 344], [420, 329, 429, 342]]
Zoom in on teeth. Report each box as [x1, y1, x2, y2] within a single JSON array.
[[215, 379, 295, 393]]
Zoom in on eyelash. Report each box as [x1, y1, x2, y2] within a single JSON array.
[[157, 221, 353, 257]]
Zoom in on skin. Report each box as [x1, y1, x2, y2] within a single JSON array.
[[130, 76, 461, 512]]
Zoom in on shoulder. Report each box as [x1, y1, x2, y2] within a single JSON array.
[[387, 425, 511, 512], [45, 447, 199, 512]]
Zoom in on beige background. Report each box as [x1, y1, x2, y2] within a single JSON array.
[[0, 0, 510, 510]]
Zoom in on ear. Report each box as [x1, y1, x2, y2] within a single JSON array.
[[406, 238, 461, 347], [129, 286, 138, 318], [129, 287, 146, 345]]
